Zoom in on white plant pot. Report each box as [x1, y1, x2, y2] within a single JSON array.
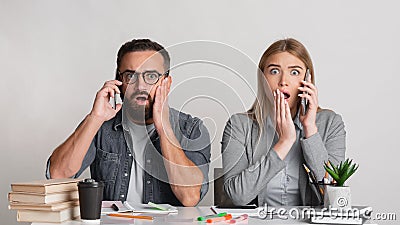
[[324, 185, 352, 210]]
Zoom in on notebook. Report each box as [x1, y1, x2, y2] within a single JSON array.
[[211, 205, 261, 217], [101, 201, 131, 214], [101, 201, 178, 214], [125, 201, 178, 214]]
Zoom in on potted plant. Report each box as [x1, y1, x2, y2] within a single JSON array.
[[323, 158, 359, 209]]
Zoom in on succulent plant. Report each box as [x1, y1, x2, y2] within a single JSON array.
[[324, 158, 359, 186]]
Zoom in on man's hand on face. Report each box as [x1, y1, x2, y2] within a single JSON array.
[[89, 80, 123, 122], [153, 76, 172, 134]]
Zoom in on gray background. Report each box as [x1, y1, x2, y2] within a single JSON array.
[[1, 1, 399, 224]]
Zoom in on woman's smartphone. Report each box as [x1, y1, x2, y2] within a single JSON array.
[[301, 69, 311, 115]]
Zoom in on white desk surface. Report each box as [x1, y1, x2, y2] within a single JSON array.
[[31, 206, 378, 225]]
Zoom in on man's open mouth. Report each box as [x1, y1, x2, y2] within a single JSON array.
[[136, 96, 148, 101], [134, 95, 149, 104]]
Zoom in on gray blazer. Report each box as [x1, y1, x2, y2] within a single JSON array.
[[221, 109, 346, 206]]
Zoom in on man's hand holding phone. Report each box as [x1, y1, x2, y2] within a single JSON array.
[[298, 72, 318, 138], [89, 80, 123, 122]]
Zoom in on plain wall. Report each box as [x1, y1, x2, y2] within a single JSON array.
[[1, 1, 399, 224]]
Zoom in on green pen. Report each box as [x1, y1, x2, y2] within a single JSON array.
[[148, 202, 169, 211], [197, 212, 227, 221]]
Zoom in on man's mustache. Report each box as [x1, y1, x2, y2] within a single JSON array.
[[130, 90, 150, 98]]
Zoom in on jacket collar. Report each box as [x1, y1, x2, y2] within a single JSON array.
[[112, 110, 123, 131]]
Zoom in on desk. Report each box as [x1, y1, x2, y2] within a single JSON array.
[[31, 207, 378, 225]]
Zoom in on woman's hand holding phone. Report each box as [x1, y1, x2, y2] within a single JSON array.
[[298, 74, 318, 138]]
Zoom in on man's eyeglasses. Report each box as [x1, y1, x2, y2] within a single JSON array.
[[118, 70, 169, 85]]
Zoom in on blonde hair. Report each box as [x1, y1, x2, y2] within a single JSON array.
[[248, 38, 317, 129]]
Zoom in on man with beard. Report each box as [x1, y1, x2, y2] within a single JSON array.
[[46, 39, 211, 207]]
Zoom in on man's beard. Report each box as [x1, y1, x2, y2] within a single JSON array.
[[124, 90, 154, 123]]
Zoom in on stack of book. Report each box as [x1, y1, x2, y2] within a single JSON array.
[[8, 178, 81, 223]]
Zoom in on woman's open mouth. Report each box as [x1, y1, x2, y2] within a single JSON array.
[[279, 90, 291, 99]]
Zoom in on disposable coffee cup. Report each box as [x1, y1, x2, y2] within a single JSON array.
[[78, 178, 104, 222]]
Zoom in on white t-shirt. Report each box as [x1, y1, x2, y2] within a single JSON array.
[[123, 119, 155, 204]]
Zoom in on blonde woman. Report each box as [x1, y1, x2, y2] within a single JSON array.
[[221, 38, 346, 206]]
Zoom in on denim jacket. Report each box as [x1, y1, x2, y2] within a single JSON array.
[[46, 108, 211, 206]]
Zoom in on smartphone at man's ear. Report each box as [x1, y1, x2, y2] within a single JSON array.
[[109, 89, 123, 110], [301, 69, 311, 115]]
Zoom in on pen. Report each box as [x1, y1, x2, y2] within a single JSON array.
[[107, 213, 153, 220], [324, 161, 331, 184], [197, 212, 227, 221], [206, 214, 232, 223], [303, 164, 323, 204], [303, 164, 317, 183], [111, 203, 119, 211], [320, 163, 331, 195]]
